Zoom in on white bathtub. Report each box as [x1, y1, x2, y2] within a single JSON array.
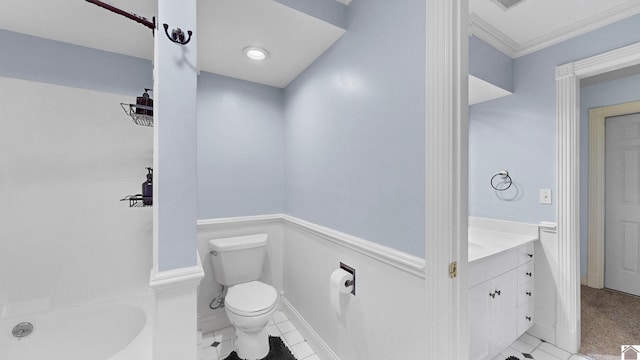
[[0, 294, 152, 360]]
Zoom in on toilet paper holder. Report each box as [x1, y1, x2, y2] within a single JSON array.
[[340, 262, 356, 295]]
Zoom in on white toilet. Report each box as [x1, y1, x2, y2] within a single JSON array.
[[208, 233, 278, 360]]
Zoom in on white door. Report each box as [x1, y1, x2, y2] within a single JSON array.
[[605, 112, 640, 296]]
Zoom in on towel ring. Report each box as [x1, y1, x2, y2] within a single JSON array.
[[491, 170, 512, 191]]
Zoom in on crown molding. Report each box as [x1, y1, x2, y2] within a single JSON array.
[[517, 1, 640, 57], [470, 1, 640, 59], [469, 13, 518, 58]]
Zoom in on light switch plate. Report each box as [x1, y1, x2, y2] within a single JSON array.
[[539, 189, 552, 204]]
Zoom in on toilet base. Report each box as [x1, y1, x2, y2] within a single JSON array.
[[235, 326, 270, 360]]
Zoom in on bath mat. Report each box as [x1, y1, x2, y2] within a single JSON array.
[[223, 336, 297, 360]]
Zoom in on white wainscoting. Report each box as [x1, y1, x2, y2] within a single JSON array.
[[196, 214, 426, 360], [150, 258, 204, 360], [282, 216, 425, 360]]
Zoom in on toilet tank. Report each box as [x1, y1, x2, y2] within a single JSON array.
[[208, 233, 268, 286]]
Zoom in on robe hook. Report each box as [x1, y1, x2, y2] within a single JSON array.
[[163, 23, 192, 45]]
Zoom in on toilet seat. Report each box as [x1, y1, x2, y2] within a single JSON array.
[[225, 281, 277, 317]]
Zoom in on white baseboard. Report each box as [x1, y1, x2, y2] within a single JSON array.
[[198, 308, 231, 334], [281, 296, 341, 360], [528, 323, 556, 345], [555, 325, 579, 354], [581, 276, 587, 285]]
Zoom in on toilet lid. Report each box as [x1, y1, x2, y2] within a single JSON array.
[[226, 281, 277, 316]]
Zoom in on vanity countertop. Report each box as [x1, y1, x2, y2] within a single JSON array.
[[468, 227, 538, 263]]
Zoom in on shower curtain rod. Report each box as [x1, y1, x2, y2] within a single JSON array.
[[85, 0, 155, 32]]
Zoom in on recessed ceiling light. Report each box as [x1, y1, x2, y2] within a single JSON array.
[[243, 46, 269, 61]]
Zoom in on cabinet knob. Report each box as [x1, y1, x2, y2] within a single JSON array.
[[526, 316, 532, 321], [527, 253, 534, 258], [526, 272, 532, 277], [526, 291, 532, 296]]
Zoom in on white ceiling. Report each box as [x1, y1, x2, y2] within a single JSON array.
[[1, 0, 640, 88], [470, 0, 640, 58], [0, 0, 345, 88]]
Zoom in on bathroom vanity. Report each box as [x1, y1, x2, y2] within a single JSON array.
[[468, 227, 537, 360]]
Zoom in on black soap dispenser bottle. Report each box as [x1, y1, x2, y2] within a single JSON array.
[[142, 167, 153, 206]]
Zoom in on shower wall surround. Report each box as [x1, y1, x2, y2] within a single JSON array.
[[0, 76, 153, 315]]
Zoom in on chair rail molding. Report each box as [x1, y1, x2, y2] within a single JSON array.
[[555, 41, 640, 353]]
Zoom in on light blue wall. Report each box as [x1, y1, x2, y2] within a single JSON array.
[[197, 73, 285, 218], [154, 0, 199, 271], [0, 29, 151, 96], [283, 0, 425, 257], [579, 73, 640, 276], [469, 36, 513, 92], [469, 14, 640, 225]]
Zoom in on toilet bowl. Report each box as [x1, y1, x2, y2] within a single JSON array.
[[208, 234, 277, 359], [225, 280, 278, 360]]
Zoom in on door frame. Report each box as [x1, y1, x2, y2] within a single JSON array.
[[587, 101, 640, 289], [555, 41, 640, 352], [425, 0, 468, 359]]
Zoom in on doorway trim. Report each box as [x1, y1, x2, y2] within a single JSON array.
[[555, 41, 640, 352], [587, 101, 640, 289], [426, 0, 468, 359]]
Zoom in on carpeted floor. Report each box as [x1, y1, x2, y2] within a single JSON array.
[[580, 285, 640, 360], [223, 336, 297, 360]]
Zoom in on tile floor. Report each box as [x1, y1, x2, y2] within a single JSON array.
[[494, 332, 591, 360], [198, 310, 320, 360], [199, 316, 589, 360]]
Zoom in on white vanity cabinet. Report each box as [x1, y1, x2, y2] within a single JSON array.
[[469, 240, 535, 360], [469, 268, 517, 360]]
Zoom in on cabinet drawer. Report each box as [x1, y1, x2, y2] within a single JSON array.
[[469, 249, 518, 288], [517, 281, 534, 306], [517, 261, 534, 285], [517, 301, 534, 336], [518, 242, 535, 265]]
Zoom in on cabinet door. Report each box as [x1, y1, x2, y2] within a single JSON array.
[[469, 281, 492, 360], [492, 269, 518, 354]]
